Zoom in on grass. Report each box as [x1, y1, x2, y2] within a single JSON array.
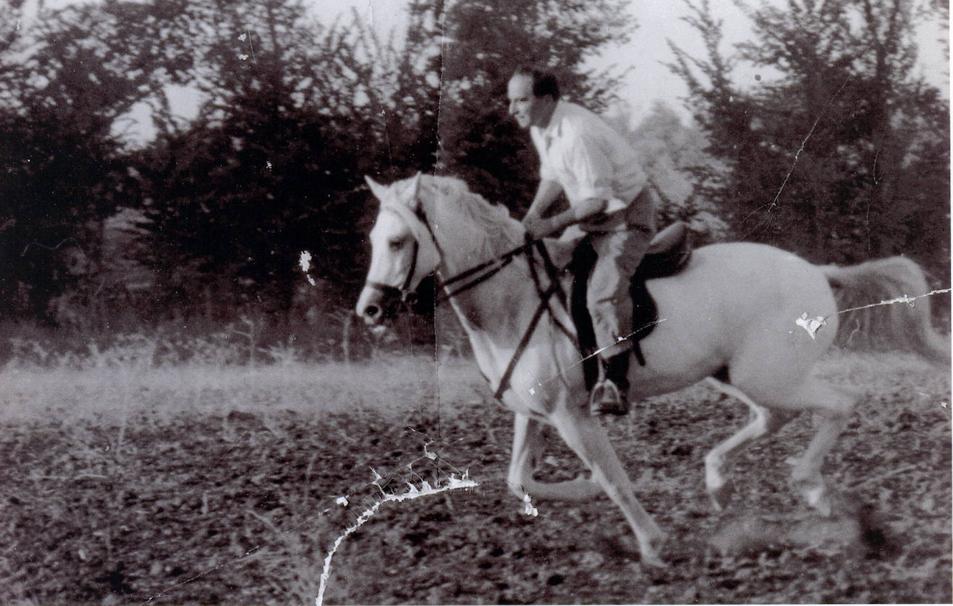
[[2, 328, 945, 423], [0, 335, 464, 425], [0, 331, 949, 604]]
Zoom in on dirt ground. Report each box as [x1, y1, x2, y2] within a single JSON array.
[[2, 353, 950, 604]]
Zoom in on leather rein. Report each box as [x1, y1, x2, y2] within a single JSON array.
[[362, 201, 576, 400]]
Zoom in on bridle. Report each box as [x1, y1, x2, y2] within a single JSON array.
[[362, 195, 577, 400], [363, 238, 420, 304], [362, 200, 541, 306]]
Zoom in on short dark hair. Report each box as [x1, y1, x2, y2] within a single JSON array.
[[512, 66, 560, 101]]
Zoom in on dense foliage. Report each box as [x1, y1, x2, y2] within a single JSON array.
[[669, 0, 949, 283], [0, 0, 633, 326], [0, 0, 947, 329]]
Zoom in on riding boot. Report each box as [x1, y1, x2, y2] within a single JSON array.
[[590, 350, 631, 416]]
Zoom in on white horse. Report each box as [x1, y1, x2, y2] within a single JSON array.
[[355, 173, 949, 566]]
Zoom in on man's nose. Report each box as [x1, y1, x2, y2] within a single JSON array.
[[508, 100, 516, 116]]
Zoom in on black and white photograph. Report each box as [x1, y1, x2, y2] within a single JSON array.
[[1, 0, 950, 603]]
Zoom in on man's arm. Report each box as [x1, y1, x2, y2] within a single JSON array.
[[524, 196, 607, 239], [523, 179, 563, 222], [525, 127, 616, 239]]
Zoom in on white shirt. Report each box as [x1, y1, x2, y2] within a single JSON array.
[[530, 101, 648, 222]]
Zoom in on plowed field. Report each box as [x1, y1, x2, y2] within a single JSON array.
[[2, 353, 950, 604]]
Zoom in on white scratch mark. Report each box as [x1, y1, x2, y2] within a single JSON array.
[[299, 250, 317, 286], [795, 312, 827, 340], [316, 473, 478, 606], [237, 30, 256, 62], [740, 76, 851, 236], [838, 289, 951, 314], [574, 319, 669, 366], [521, 493, 538, 517], [334, 496, 348, 507]]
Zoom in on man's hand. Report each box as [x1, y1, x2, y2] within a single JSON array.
[[522, 215, 552, 239]]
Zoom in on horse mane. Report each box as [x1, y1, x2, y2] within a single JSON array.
[[419, 175, 524, 258]]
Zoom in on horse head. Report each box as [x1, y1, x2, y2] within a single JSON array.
[[356, 173, 441, 325]]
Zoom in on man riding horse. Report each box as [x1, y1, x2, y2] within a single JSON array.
[[506, 66, 659, 416]]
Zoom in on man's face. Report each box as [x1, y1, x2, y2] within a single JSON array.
[[507, 74, 553, 130]]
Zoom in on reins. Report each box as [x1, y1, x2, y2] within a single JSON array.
[[369, 195, 580, 401], [436, 239, 537, 303], [433, 232, 577, 401]]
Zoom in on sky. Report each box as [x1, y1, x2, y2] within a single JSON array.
[[21, 0, 951, 142], [330, 0, 949, 122]]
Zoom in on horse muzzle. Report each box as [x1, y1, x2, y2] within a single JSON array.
[[356, 283, 403, 325]]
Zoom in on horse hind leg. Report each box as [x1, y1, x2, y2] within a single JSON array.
[[703, 378, 796, 511], [781, 378, 858, 516]]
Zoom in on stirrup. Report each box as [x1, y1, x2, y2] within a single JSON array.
[[589, 380, 629, 416]]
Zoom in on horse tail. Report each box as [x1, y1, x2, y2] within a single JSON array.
[[821, 257, 950, 366]]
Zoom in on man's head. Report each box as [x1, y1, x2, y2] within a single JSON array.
[[507, 66, 559, 130]]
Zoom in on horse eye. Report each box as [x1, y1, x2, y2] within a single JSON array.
[[388, 237, 404, 250]]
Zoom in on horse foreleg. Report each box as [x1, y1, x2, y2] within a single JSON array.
[[703, 379, 796, 510], [549, 409, 667, 567], [506, 413, 603, 502]]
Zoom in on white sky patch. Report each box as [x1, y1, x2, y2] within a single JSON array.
[[316, 471, 478, 606]]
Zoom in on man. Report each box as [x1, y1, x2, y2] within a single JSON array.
[[506, 66, 657, 416]]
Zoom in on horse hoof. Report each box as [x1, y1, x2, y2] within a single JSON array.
[[639, 530, 669, 568], [708, 481, 734, 511], [795, 480, 832, 516], [809, 492, 833, 517], [640, 550, 668, 568]]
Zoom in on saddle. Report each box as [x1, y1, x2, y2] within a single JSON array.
[[569, 222, 693, 389]]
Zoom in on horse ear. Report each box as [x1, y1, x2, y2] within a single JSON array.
[[365, 175, 389, 201], [407, 172, 423, 209], [410, 172, 422, 200]]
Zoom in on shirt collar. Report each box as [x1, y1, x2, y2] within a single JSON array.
[[541, 100, 566, 141], [531, 100, 566, 145]]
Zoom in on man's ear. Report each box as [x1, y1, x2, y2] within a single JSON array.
[[365, 175, 389, 201]]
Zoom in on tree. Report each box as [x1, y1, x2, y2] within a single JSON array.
[[610, 101, 728, 240], [0, 2, 158, 320], [670, 0, 949, 285], [133, 0, 375, 316]]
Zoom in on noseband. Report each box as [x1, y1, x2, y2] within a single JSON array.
[[364, 239, 420, 304]]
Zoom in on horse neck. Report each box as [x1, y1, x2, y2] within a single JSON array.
[[430, 205, 534, 341], [443, 255, 538, 343]]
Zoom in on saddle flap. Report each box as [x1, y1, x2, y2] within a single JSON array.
[[568, 222, 693, 371], [636, 221, 692, 281]]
